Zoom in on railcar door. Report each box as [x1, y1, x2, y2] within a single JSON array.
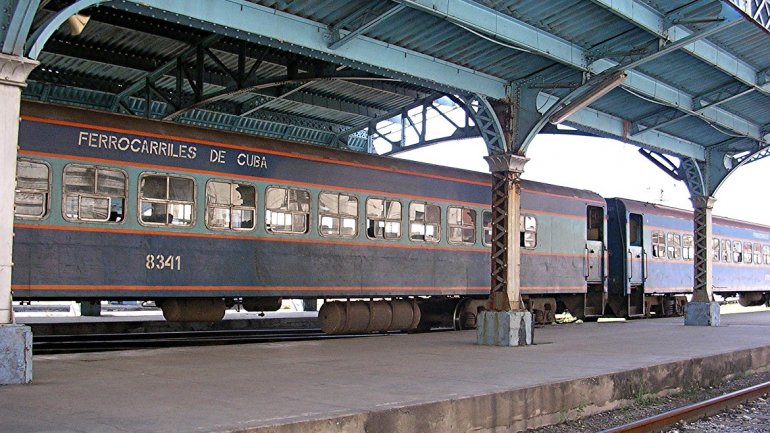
[[585, 206, 604, 283], [627, 213, 645, 286]]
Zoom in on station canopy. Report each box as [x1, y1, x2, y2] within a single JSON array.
[[6, 0, 770, 177]]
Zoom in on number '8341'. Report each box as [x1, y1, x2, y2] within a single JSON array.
[[145, 254, 181, 271]]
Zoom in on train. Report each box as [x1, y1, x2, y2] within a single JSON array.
[[11, 102, 770, 333]]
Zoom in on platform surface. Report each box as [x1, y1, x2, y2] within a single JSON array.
[[1, 311, 769, 433]]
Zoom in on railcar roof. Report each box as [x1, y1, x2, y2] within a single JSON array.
[[610, 197, 770, 231]]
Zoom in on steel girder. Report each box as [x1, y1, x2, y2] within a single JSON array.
[[400, 0, 763, 148], [328, 4, 406, 50], [746, 0, 770, 28]]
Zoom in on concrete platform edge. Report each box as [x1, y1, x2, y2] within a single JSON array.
[[0, 324, 32, 385], [239, 345, 770, 433]]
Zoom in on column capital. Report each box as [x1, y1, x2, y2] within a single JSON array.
[[0, 54, 39, 88], [691, 195, 716, 210], [484, 152, 529, 174]]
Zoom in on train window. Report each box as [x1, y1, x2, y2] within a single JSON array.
[[319, 192, 358, 238], [482, 211, 493, 246], [732, 240, 742, 263], [744, 243, 753, 264], [14, 159, 50, 219], [205, 180, 256, 231], [586, 206, 603, 241], [139, 174, 194, 226], [408, 202, 440, 243], [628, 214, 643, 247], [265, 186, 310, 234], [520, 214, 537, 249], [682, 234, 694, 260], [712, 238, 720, 262], [763, 245, 770, 265], [666, 233, 682, 260], [721, 239, 731, 263], [366, 198, 401, 240], [63, 164, 126, 223], [753, 243, 762, 265], [652, 231, 666, 258], [448, 206, 476, 245]]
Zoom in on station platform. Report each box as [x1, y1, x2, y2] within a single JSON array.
[[1, 310, 769, 433]]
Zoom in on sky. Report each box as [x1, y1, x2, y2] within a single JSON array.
[[393, 133, 770, 225]]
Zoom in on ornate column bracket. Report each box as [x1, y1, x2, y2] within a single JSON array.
[[0, 54, 39, 87], [484, 153, 529, 311]]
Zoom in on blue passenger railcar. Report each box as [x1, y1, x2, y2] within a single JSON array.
[[607, 198, 770, 317], [11, 103, 607, 328]]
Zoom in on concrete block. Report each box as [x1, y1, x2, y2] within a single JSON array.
[[476, 310, 534, 346], [0, 324, 32, 385], [684, 301, 721, 326]]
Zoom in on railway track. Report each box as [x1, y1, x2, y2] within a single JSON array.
[[599, 380, 770, 433], [33, 328, 396, 355]]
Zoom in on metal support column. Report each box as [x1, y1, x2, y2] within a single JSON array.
[[0, 53, 38, 384], [485, 153, 529, 311], [684, 195, 720, 326]]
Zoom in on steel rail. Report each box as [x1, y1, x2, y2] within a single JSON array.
[[600, 380, 770, 433]]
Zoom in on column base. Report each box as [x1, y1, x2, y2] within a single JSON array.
[[476, 310, 534, 346], [684, 302, 721, 327], [0, 324, 32, 385]]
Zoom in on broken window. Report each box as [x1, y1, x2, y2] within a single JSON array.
[[448, 206, 476, 245], [409, 202, 440, 243], [319, 192, 358, 238], [15, 159, 50, 219], [139, 174, 194, 226], [206, 180, 256, 230], [265, 186, 310, 234], [366, 198, 401, 240], [64, 164, 126, 223]]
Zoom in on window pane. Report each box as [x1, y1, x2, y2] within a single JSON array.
[[320, 193, 339, 214], [208, 207, 230, 228], [753, 243, 761, 264], [682, 235, 693, 260], [168, 203, 193, 225], [367, 198, 384, 218], [233, 209, 254, 229], [652, 231, 665, 258], [524, 215, 536, 231], [524, 231, 537, 248], [386, 200, 401, 220], [744, 243, 753, 264], [79, 196, 110, 221], [482, 211, 492, 246], [17, 160, 48, 190], [733, 241, 742, 262], [233, 183, 255, 207], [266, 187, 287, 211], [320, 215, 339, 235], [448, 207, 461, 224], [384, 221, 400, 238], [141, 175, 167, 199], [16, 192, 45, 217], [341, 218, 357, 236], [764, 245, 770, 265], [169, 177, 193, 202], [290, 189, 311, 212], [141, 201, 167, 223], [96, 169, 126, 196], [712, 237, 720, 262], [207, 181, 231, 205], [410, 203, 425, 223], [340, 195, 357, 216], [292, 213, 307, 233], [64, 166, 96, 194], [426, 204, 440, 224]]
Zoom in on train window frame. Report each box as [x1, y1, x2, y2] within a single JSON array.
[[520, 214, 537, 249], [408, 201, 440, 243], [712, 237, 720, 262], [365, 197, 402, 240], [318, 191, 358, 238], [14, 158, 51, 220], [744, 242, 754, 264], [721, 239, 732, 263], [205, 179, 257, 232], [138, 173, 196, 227], [763, 245, 770, 265], [482, 210, 492, 247], [753, 243, 762, 265], [62, 164, 128, 224], [265, 186, 311, 235], [682, 234, 694, 260], [732, 240, 743, 263], [447, 206, 477, 245], [652, 231, 666, 258], [666, 232, 682, 260]]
